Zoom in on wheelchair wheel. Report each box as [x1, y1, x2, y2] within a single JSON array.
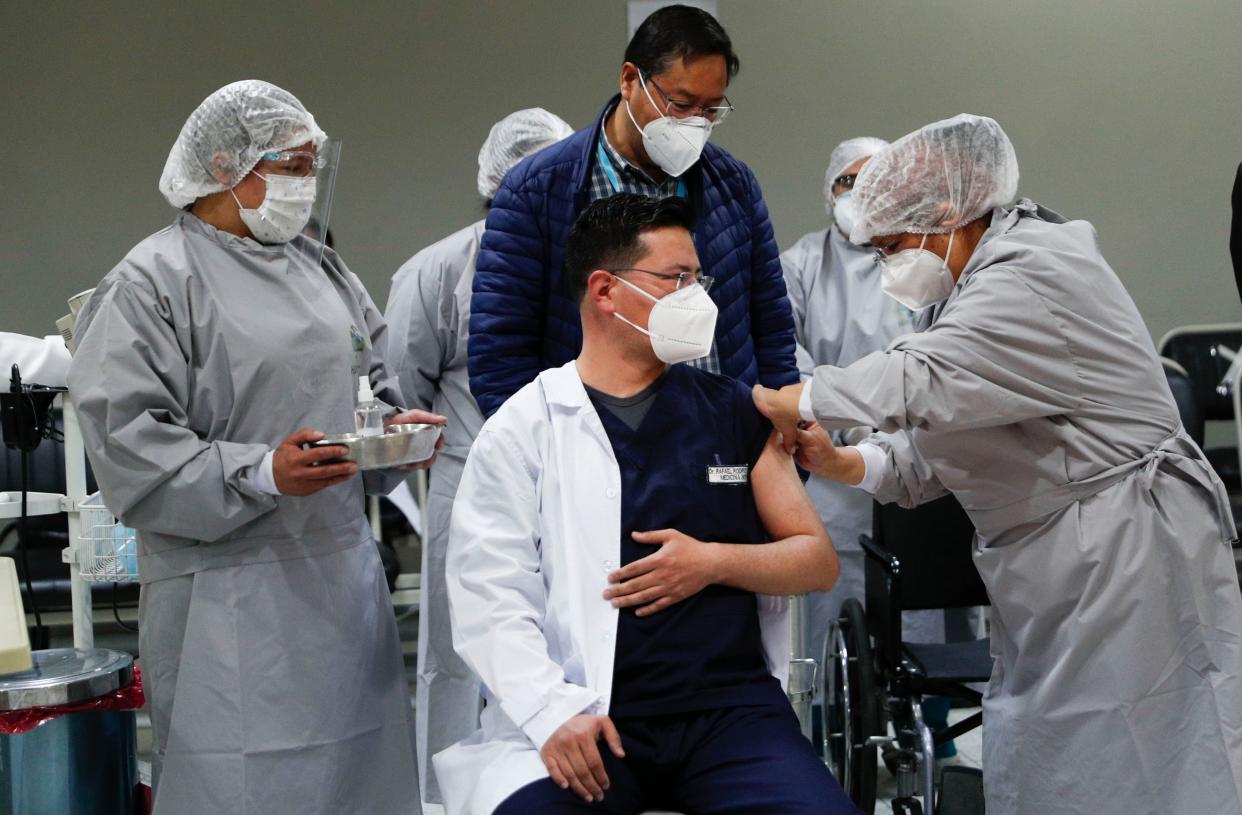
[[822, 598, 879, 813]]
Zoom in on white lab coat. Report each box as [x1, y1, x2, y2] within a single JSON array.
[[434, 361, 790, 815], [384, 220, 487, 802], [808, 200, 1242, 815]]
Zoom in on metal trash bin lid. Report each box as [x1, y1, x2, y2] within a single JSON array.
[[0, 648, 133, 711]]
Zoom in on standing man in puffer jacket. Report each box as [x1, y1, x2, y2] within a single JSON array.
[[468, 4, 798, 416]]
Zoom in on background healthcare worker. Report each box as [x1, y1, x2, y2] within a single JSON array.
[[781, 135, 924, 655], [69, 80, 441, 815], [780, 135, 973, 762], [754, 113, 1242, 815], [384, 105, 572, 804]]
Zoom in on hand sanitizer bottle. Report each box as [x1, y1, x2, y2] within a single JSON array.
[[354, 375, 384, 437]]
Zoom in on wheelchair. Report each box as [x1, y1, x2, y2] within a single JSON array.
[[822, 495, 991, 815], [1158, 323, 1242, 490]]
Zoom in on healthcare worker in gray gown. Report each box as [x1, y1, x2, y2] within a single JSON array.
[[383, 106, 572, 804], [782, 135, 952, 662], [69, 80, 442, 815], [755, 113, 1242, 815]]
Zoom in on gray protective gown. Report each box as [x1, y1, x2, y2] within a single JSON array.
[[69, 213, 420, 814], [383, 220, 486, 802], [780, 226, 934, 661], [808, 200, 1242, 814]]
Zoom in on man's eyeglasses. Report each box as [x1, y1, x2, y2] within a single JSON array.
[[642, 72, 733, 124], [609, 267, 714, 293]]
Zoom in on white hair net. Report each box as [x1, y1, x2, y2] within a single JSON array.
[[476, 108, 574, 199], [823, 136, 888, 218], [158, 80, 327, 208], [851, 114, 1019, 243]]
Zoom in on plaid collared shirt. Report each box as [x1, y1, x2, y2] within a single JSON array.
[[589, 114, 684, 202], [589, 109, 720, 374]]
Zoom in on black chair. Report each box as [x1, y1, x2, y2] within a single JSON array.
[[1158, 324, 1242, 489], [1162, 357, 1205, 448], [824, 495, 991, 815]]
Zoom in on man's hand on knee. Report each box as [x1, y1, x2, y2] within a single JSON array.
[[604, 529, 719, 616], [540, 714, 626, 803]]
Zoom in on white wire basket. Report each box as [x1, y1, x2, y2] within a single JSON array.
[[77, 493, 139, 584]]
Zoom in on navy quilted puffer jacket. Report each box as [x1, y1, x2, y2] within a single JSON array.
[[468, 96, 798, 417]]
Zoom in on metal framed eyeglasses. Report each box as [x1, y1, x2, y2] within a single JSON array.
[[642, 72, 733, 124], [608, 267, 714, 293]]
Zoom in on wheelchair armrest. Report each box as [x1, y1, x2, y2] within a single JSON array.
[[860, 533, 906, 674], [859, 533, 901, 577]]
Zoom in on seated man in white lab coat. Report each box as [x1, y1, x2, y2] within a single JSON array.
[[436, 193, 859, 815]]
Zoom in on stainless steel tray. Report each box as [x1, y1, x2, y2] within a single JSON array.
[[309, 423, 442, 470]]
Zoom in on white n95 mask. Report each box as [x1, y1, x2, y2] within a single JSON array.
[[614, 276, 718, 364], [625, 76, 713, 178], [232, 173, 317, 244], [880, 230, 956, 310], [833, 192, 857, 239]]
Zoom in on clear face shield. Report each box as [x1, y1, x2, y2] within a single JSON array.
[[305, 137, 340, 265], [251, 137, 341, 266]]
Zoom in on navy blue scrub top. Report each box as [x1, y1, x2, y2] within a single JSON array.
[[588, 364, 785, 718]]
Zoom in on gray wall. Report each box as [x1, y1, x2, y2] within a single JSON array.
[[3, 1, 1240, 345]]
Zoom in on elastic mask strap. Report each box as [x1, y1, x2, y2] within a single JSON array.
[[624, 95, 644, 135], [625, 72, 668, 131], [638, 72, 665, 116], [612, 275, 660, 337], [615, 312, 654, 338], [614, 274, 660, 303], [230, 168, 270, 211]]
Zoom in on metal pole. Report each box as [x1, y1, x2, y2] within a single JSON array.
[[788, 593, 815, 740], [368, 495, 382, 543], [62, 395, 93, 649], [414, 469, 429, 540], [790, 592, 808, 659]]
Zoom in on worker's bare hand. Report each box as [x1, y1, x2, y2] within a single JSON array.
[[604, 529, 718, 616], [276, 429, 357, 496], [753, 383, 806, 454], [541, 714, 625, 803], [793, 422, 868, 486], [793, 421, 841, 474], [384, 409, 448, 470]]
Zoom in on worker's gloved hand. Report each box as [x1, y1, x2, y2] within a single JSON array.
[[273, 429, 358, 496], [541, 714, 626, 803], [604, 529, 718, 616], [752, 383, 805, 454], [384, 409, 448, 470]]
